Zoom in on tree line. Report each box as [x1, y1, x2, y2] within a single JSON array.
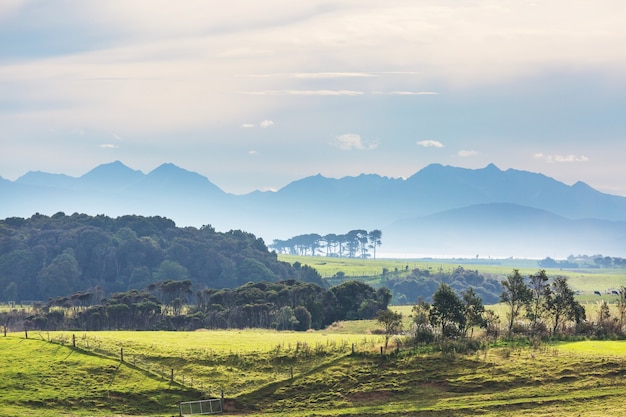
[[1, 278, 391, 332], [539, 255, 626, 269], [379, 269, 626, 352], [0, 213, 319, 302], [270, 229, 382, 259]]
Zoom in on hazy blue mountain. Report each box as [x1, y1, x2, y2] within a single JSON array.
[[385, 203, 626, 258], [78, 160, 145, 191], [2, 161, 625, 258], [16, 171, 77, 189]]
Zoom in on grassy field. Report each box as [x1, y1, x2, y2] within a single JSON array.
[[279, 254, 626, 296], [0, 334, 198, 416], [5, 330, 626, 416], [2, 256, 625, 415]]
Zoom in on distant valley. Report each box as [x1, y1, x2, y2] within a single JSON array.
[[2, 161, 625, 259]]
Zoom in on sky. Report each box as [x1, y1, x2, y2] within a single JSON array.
[[1, 0, 625, 196]]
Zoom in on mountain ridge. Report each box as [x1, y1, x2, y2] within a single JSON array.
[[1, 161, 625, 258]]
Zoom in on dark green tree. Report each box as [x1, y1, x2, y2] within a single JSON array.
[[376, 309, 403, 351], [546, 276, 584, 335], [526, 269, 551, 335], [411, 299, 434, 344], [501, 269, 532, 337], [462, 287, 486, 337], [429, 283, 466, 339]]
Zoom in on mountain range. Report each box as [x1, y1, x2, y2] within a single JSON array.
[[2, 161, 625, 259]]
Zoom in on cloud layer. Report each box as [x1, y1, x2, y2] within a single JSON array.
[[0, 1, 625, 196]]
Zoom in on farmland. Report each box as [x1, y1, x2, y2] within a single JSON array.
[[4, 329, 626, 416], [279, 254, 626, 297], [3, 255, 626, 416]]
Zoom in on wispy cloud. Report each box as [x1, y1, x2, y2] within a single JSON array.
[[534, 153, 589, 163], [332, 134, 378, 151], [291, 72, 376, 79], [244, 90, 364, 96], [248, 150, 257, 155], [99, 144, 119, 149], [382, 91, 439, 96], [417, 140, 444, 148], [458, 150, 478, 157], [242, 120, 274, 128], [241, 71, 414, 79]]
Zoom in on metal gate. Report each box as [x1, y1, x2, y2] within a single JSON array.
[[178, 398, 222, 416]]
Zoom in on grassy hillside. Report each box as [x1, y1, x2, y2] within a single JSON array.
[[4, 330, 626, 416], [239, 340, 626, 416], [0, 333, 199, 416]]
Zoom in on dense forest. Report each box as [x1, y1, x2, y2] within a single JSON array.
[[0, 212, 323, 302]]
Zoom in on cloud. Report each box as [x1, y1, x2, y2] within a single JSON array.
[[534, 153, 589, 163], [242, 120, 274, 128], [332, 133, 378, 151], [291, 72, 376, 79], [417, 140, 444, 148], [458, 150, 478, 157], [99, 144, 119, 149], [244, 90, 364, 96], [383, 91, 439, 96], [248, 150, 257, 155]]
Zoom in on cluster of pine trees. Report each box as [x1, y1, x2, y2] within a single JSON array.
[[270, 229, 383, 259]]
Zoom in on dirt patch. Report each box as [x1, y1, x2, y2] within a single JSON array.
[[346, 390, 393, 403]]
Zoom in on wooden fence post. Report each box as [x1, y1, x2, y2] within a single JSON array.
[[120, 347, 124, 362], [72, 334, 76, 348], [171, 368, 174, 383]]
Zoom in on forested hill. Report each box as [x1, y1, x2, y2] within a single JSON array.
[[0, 213, 322, 302]]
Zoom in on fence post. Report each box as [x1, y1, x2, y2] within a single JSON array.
[[380, 346, 383, 358], [120, 347, 124, 362], [171, 368, 174, 383], [3, 325, 6, 337], [290, 367, 293, 380], [352, 343, 355, 354], [72, 334, 76, 348]]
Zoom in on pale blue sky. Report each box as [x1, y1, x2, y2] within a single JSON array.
[[1, 1, 625, 195]]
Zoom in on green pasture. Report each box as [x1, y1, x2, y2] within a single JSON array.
[[4, 329, 626, 416], [38, 330, 385, 399], [280, 254, 626, 296], [0, 334, 196, 416], [240, 338, 626, 416]]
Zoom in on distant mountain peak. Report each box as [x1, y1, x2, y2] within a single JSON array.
[[81, 161, 143, 179], [483, 163, 501, 171]]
